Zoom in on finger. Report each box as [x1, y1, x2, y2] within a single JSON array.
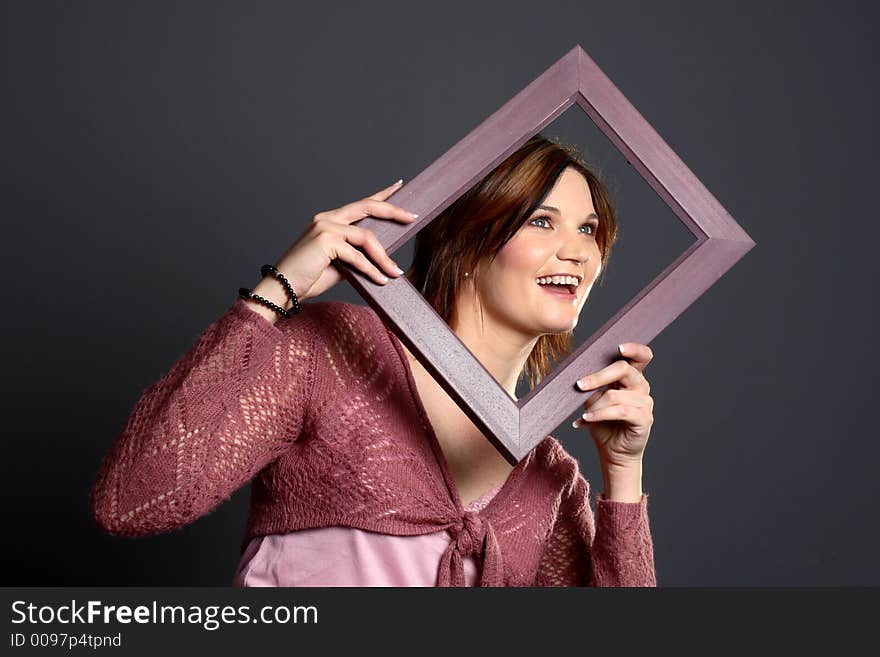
[[577, 390, 651, 427], [341, 223, 404, 278], [618, 343, 653, 372], [584, 389, 652, 413], [359, 198, 419, 223], [333, 240, 394, 285], [576, 359, 649, 393], [573, 403, 646, 428], [368, 179, 404, 201], [332, 197, 418, 226]]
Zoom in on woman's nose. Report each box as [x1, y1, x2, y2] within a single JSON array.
[[557, 236, 594, 264]]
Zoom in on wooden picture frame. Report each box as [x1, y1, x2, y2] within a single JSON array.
[[334, 44, 755, 465]]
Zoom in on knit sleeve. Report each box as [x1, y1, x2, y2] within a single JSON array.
[[89, 297, 318, 538], [533, 473, 657, 587]]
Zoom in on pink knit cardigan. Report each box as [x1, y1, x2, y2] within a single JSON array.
[[233, 483, 503, 586], [90, 297, 657, 587]]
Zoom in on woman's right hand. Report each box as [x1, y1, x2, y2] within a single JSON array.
[[270, 179, 418, 305]]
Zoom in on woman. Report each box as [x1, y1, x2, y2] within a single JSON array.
[[90, 134, 657, 587]]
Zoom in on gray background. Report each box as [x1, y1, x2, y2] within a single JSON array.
[[2, 0, 876, 586]]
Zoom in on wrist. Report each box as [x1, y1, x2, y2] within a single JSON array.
[[243, 276, 299, 324], [252, 276, 294, 310], [600, 459, 643, 503]]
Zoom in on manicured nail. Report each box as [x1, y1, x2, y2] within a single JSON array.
[[571, 419, 580, 428], [577, 377, 591, 390], [394, 266, 404, 275], [394, 179, 403, 186], [618, 344, 626, 355], [409, 212, 419, 218], [582, 411, 595, 420]]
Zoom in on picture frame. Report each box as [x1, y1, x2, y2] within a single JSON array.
[[334, 44, 755, 465]]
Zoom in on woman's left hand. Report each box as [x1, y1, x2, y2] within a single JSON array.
[[573, 343, 655, 471]]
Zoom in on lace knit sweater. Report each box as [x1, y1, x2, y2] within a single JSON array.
[[89, 296, 657, 587], [232, 483, 503, 586]]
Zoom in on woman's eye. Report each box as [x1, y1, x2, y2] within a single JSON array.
[[530, 216, 596, 235]]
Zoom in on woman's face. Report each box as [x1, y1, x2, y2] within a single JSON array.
[[473, 166, 602, 337]]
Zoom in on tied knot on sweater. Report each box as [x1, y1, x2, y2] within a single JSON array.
[[437, 510, 503, 587], [451, 511, 484, 555]]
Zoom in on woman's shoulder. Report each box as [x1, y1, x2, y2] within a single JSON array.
[[278, 297, 370, 320], [530, 435, 588, 495], [274, 300, 397, 380], [276, 299, 384, 340]]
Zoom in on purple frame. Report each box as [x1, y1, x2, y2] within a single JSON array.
[[334, 44, 755, 465]]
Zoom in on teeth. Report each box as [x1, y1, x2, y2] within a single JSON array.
[[536, 275, 579, 288]]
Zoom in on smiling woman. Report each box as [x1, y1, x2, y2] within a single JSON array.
[[90, 132, 655, 588], [405, 133, 620, 390]]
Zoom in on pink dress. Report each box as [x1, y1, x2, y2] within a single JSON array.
[[233, 484, 502, 587]]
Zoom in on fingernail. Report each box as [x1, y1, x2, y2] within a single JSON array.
[[618, 344, 626, 355], [409, 212, 419, 218], [571, 419, 580, 428], [577, 378, 590, 390], [380, 274, 389, 283], [394, 179, 403, 186], [394, 266, 404, 275], [582, 411, 595, 420]]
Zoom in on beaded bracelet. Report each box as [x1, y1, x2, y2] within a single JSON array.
[[237, 264, 302, 319]]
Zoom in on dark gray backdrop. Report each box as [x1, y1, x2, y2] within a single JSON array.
[[2, 0, 876, 586]]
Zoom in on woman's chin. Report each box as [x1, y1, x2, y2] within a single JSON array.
[[538, 317, 577, 335]]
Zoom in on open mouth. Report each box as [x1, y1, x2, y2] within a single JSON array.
[[536, 280, 578, 299]]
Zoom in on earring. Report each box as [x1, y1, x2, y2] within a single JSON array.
[[464, 272, 469, 277]]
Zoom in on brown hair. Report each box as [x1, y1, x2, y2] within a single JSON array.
[[405, 134, 620, 391]]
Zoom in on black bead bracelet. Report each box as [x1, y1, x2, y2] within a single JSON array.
[[238, 264, 302, 319], [259, 264, 301, 314]]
